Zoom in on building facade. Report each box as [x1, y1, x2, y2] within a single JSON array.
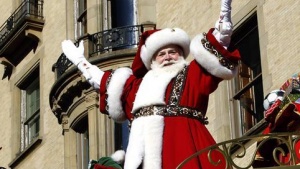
[[0, 0, 299, 168]]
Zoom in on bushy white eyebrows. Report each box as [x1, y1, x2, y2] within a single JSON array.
[[158, 49, 178, 55], [157, 48, 179, 55], [152, 45, 183, 60]]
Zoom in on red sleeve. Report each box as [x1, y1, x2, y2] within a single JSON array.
[[206, 28, 240, 64], [190, 28, 240, 80], [121, 76, 142, 121], [99, 71, 112, 114]]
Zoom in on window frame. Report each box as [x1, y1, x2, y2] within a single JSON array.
[[71, 113, 89, 169], [9, 62, 42, 168], [23, 77, 40, 145], [229, 13, 264, 137], [75, 0, 87, 38], [18, 65, 40, 150], [76, 128, 89, 169]]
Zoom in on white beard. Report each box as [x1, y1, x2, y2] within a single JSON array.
[[126, 57, 188, 169], [150, 56, 188, 76], [132, 56, 188, 114]]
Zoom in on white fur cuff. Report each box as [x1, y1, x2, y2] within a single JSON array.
[[107, 67, 132, 122], [190, 33, 237, 80]]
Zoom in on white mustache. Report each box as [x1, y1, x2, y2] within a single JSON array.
[[151, 56, 186, 70], [161, 60, 177, 67]]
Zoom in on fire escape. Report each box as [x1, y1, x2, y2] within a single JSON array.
[[0, 0, 44, 80]]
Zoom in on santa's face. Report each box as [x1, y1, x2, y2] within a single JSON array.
[[153, 45, 182, 67]]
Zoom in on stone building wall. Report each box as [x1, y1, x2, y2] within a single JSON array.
[[0, 0, 65, 168], [0, 0, 299, 168]]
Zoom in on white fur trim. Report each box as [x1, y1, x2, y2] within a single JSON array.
[[111, 150, 125, 164], [124, 115, 164, 169], [141, 28, 190, 70], [190, 33, 238, 80], [77, 60, 104, 89], [132, 60, 187, 114], [124, 117, 146, 169], [143, 116, 164, 169], [107, 67, 132, 122]]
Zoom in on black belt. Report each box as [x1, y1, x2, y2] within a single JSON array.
[[134, 105, 208, 125]]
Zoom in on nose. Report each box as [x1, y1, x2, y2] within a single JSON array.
[[164, 53, 171, 61]]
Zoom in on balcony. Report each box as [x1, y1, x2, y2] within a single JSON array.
[[176, 132, 300, 169], [177, 81, 300, 169], [50, 24, 156, 123], [52, 24, 156, 78], [0, 0, 44, 66]]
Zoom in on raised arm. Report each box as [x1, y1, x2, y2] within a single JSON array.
[[190, 0, 240, 80], [61, 40, 103, 89], [213, 0, 233, 48]]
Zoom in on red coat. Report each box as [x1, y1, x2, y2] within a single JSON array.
[[157, 62, 225, 169], [99, 29, 239, 169]]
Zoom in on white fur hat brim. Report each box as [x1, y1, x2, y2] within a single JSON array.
[[140, 28, 190, 70]]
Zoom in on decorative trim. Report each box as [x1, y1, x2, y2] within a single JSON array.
[[134, 66, 209, 125], [168, 65, 188, 105], [190, 33, 238, 80], [135, 105, 208, 125], [85, 91, 99, 109], [201, 32, 236, 70], [177, 133, 300, 168]]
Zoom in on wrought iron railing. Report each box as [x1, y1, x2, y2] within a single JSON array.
[[176, 133, 300, 169], [0, 0, 44, 47], [89, 24, 155, 55], [53, 24, 156, 78], [52, 53, 73, 78]]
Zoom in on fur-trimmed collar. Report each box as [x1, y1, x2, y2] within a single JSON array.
[[132, 59, 188, 114]]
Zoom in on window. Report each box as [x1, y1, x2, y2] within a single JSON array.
[[76, 0, 87, 38], [110, 0, 135, 27], [27, 0, 39, 16], [74, 115, 89, 169], [19, 0, 39, 16], [19, 67, 40, 150], [230, 13, 264, 136], [77, 130, 89, 169], [115, 121, 129, 151]]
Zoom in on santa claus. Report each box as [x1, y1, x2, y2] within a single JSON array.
[[62, 0, 240, 168]]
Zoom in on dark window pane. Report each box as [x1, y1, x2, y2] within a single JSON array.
[[230, 13, 264, 134]]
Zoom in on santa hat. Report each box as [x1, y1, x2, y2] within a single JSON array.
[[132, 28, 190, 77]]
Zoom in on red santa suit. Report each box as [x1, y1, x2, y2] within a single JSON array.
[[99, 28, 240, 169]]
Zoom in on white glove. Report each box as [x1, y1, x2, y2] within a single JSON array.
[[61, 40, 104, 89], [78, 61, 103, 89], [213, 0, 233, 48], [62, 40, 85, 65], [220, 0, 232, 22]]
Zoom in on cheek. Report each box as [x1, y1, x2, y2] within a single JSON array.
[[172, 55, 179, 61], [155, 57, 164, 64]]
